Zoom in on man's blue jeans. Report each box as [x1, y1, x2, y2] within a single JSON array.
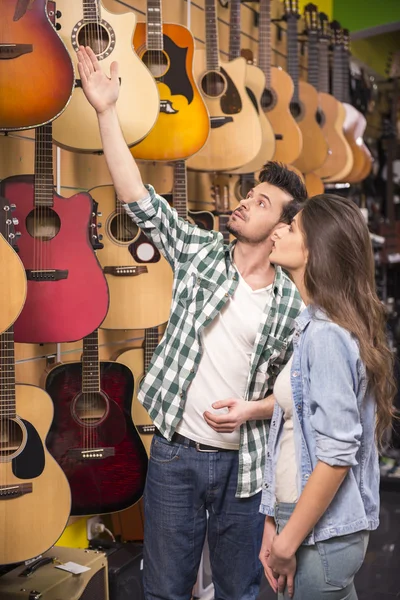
[[143, 434, 264, 600]]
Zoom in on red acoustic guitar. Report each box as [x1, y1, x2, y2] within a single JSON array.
[[0, 0, 74, 131], [44, 329, 148, 516], [0, 124, 109, 343]]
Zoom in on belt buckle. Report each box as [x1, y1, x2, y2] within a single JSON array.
[[195, 442, 218, 453]]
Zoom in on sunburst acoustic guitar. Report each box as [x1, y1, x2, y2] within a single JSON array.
[[0, 0, 74, 131]]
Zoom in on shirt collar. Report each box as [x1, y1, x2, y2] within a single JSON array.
[[295, 304, 329, 332]]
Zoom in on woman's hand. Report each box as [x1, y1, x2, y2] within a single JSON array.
[[259, 517, 278, 593], [268, 533, 297, 598], [77, 46, 120, 114]]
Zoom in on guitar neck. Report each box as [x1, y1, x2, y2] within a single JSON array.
[[229, 0, 242, 61], [0, 327, 16, 419], [318, 39, 330, 94], [307, 31, 319, 89], [144, 327, 159, 371], [173, 160, 189, 221], [34, 123, 54, 208], [82, 330, 100, 393], [147, 0, 163, 51], [82, 0, 101, 21], [205, 0, 220, 71], [286, 16, 300, 103], [258, 0, 272, 88]]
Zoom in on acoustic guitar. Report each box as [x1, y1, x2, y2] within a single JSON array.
[[131, 0, 210, 161], [186, 0, 262, 172], [257, 0, 302, 165], [227, 0, 275, 173], [0, 202, 71, 564], [284, 0, 328, 174], [44, 329, 148, 516], [89, 183, 173, 331], [0, 0, 74, 131], [52, 0, 159, 152], [305, 5, 353, 181], [0, 196, 26, 334], [0, 123, 109, 343]]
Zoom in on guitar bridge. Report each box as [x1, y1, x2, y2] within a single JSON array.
[[210, 116, 234, 129], [0, 483, 32, 499], [26, 269, 68, 281], [0, 44, 33, 60], [67, 448, 115, 460], [103, 266, 148, 277]]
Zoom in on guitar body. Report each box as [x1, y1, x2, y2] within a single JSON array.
[[292, 81, 328, 174], [187, 53, 262, 172], [304, 172, 324, 197], [116, 347, 153, 457], [0, 383, 71, 564], [0, 198, 26, 334], [321, 101, 354, 182], [52, 2, 159, 152], [131, 23, 210, 161], [338, 103, 369, 183], [264, 67, 303, 164], [89, 185, 173, 330], [45, 361, 148, 516], [230, 63, 275, 173], [0, 175, 109, 343], [0, 0, 74, 131], [314, 93, 354, 180]]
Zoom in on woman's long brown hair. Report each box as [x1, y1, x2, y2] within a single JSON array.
[[301, 194, 396, 446]]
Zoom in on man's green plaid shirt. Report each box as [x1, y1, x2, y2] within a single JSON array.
[[123, 185, 303, 498]]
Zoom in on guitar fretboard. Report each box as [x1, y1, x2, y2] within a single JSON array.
[[173, 160, 188, 221], [0, 328, 16, 418], [34, 123, 54, 208], [82, 0, 101, 22], [144, 328, 159, 371], [205, 0, 220, 72], [258, 0, 272, 88], [286, 15, 300, 103], [147, 0, 163, 51], [82, 330, 100, 393], [228, 0, 241, 61], [307, 30, 319, 90], [341, 31, 351, 104], [318, 39, 330, 94]]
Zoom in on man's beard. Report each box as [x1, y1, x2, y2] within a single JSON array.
[[226, 217, 274, 245]]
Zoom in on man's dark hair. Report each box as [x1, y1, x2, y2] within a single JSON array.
[[259, 161, 308, 203], [279, 199, 304, 225]]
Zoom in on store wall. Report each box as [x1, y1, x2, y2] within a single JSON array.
[[333, 0, 400, 33]]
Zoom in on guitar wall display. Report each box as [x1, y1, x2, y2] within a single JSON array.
[[0, 0, 74, 131], [44, 329, 148, 516], [89, 184, 173, 330], [52, 0, 159, 152], [0, 209, 71, 564], [131, 0, 210, 161], [0, 123, 109, 344], [284, 0, 328, 174], [186, 0, 262, 172]]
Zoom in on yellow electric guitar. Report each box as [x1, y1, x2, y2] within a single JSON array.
[[186, 0, 262, 172], [52, 0, 159, 152], [131, 0, 210, 161]]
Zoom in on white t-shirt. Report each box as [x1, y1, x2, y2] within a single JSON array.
[[176, 271, 273, 449]]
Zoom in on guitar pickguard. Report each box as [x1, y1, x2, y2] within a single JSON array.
[[220, 67, 242, 115], [162, 35, 193, 105], [12, 419, 45, 479]]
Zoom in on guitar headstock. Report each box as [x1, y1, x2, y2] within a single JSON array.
[[330, 20, 343, 49], [318, 12, 330, 41], [0, 197, 20, 252], [283, 0, 300, 19], [342, 28, 350, 53], [304, 3, 319, 35]]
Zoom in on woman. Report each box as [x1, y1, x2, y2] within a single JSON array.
[[259, 194, 396, 599]]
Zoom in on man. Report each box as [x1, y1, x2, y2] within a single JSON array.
[[77, 47, 307, 600]]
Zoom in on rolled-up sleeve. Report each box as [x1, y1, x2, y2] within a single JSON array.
[[306, 325, 362, 467], [122, 184, 217, 269]]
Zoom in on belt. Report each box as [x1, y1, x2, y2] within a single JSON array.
[[155, 429, 235, 453]]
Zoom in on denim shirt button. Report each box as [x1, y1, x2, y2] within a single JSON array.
[[263, 483, 269, 490], [292, 371, 300, 377], [304, 474, 309, 480]]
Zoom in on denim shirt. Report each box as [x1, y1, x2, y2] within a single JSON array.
[[260, 305, 380, 544]]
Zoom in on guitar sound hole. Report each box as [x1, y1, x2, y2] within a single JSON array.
[[26, 208, 61, 241], [142, 50, 169, 78], [261, 88, 274, 110], [77, 24, 110, 56], [290, 101, 302, 120], [74, 393, 108, 426], [0, 419, 23, 457], [316, 108, 325, 127], [201, 72, 226, 98], [109, 213, 139, 243]]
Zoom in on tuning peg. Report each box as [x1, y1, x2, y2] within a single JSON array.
[[97, 212, 103, 217], [12, 218, 19, 225], [97, 222, 102, 228], [56, 10, 62, 18], [15, 232, 22, 238], [98, 234, 103, 240], [55, 23, 61, 30], [10, 203, 16, 211]]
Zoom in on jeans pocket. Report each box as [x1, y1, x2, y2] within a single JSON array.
[[316, 531, 369, 588], [150, 436, 181, 464]]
